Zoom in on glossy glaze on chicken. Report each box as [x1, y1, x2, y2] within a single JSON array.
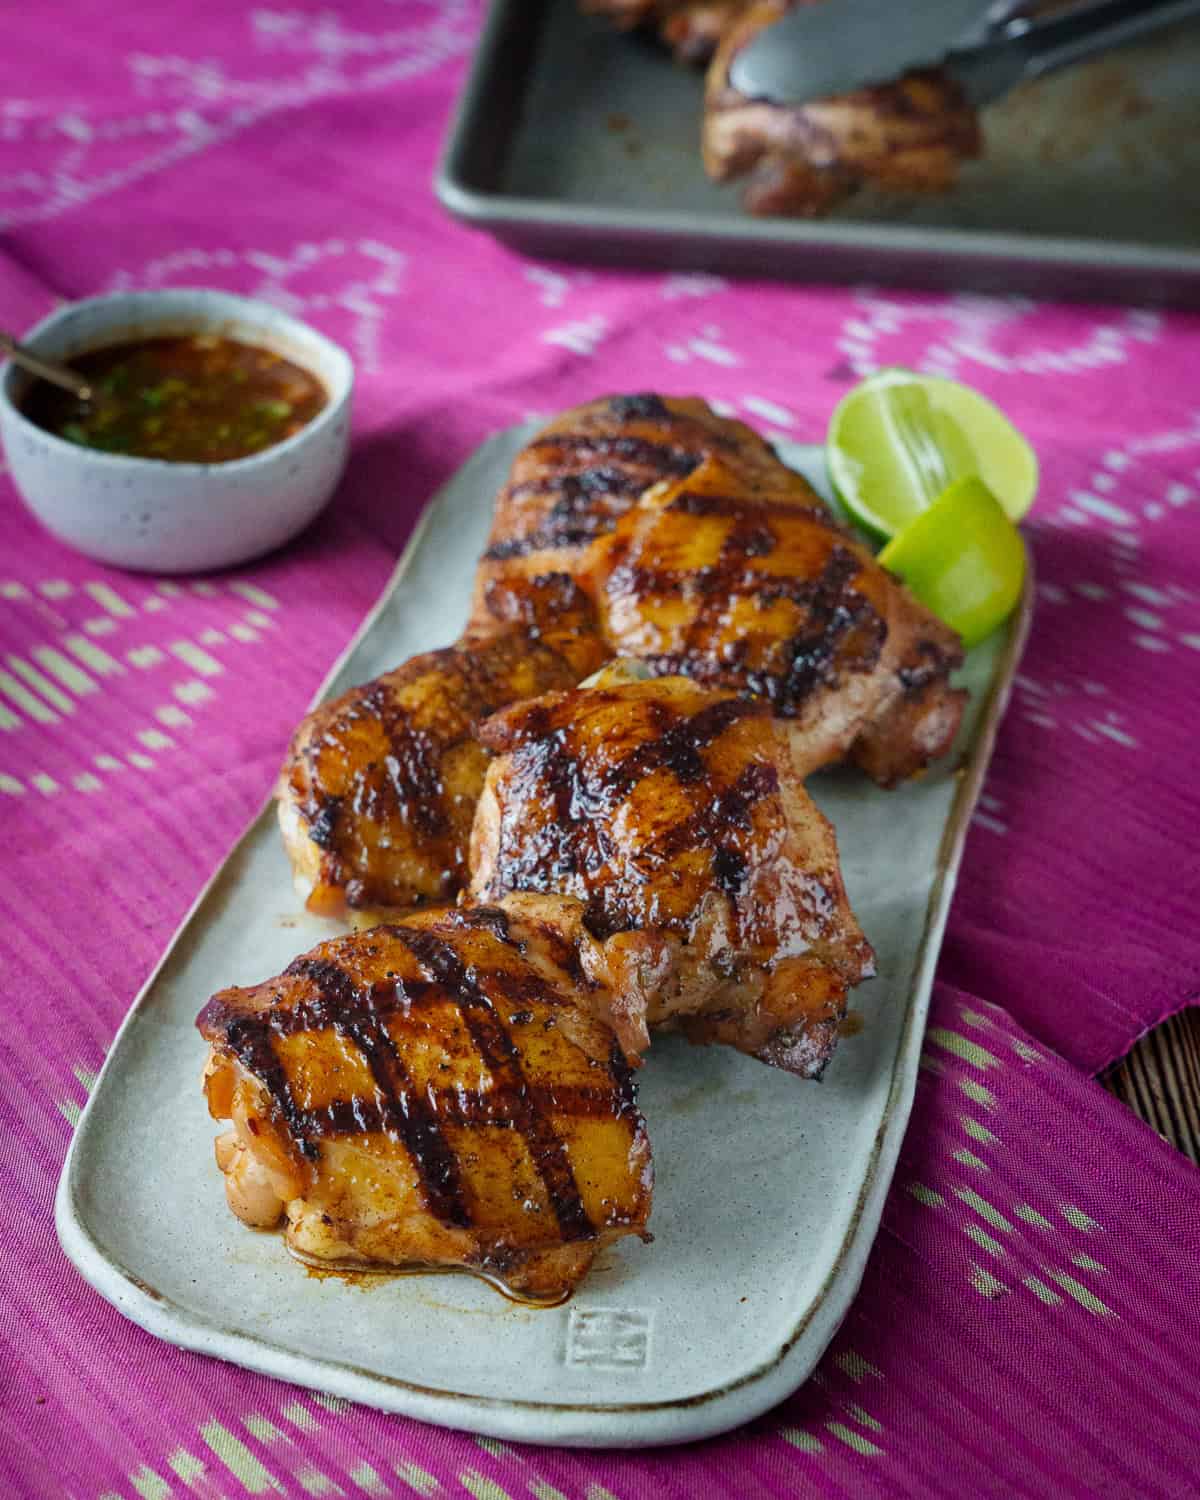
[[279, 575, 607, 918], [471, 674, 875, 1076], [581, 454, 966, 783], [469, 393, 812, 634], [198, 903, 652, 1301]]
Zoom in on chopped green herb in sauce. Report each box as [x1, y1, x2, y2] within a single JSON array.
[[23, 335, 328, 464]]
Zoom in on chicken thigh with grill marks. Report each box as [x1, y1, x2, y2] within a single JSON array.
[[469, 393, 813, 635], [279, 575, 608, 920], [579, 453, 966, 784], [198, 901, 652, 1302], [469, 673, 876, 1077]]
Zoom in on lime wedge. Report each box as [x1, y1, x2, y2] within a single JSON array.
[[827, 368, 1038, 540], [878, 476, 1027, 650]]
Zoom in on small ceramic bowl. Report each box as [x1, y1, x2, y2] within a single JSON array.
[[0, 289, 354, 573]]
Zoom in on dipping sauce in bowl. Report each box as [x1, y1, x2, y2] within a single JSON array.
[[22, 334, 328, 464], [0, 288, 354, 572]]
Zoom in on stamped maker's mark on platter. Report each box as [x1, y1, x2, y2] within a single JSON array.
[[565, 1307, 653, 1370]]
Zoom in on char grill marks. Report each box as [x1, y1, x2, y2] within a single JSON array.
[[484, 432, 699, 561], [198, 918, 646, 1242], [483, 470, 648, 559], [396, 925, 594, 1241], [288, 956, 469, 1226], [222, 1008, 318, 1161], [475, 395, 807, 586], [284, 651, 476, 910], [281, 578, 608, 914], [297, 675, 450, 848], [476, 683, 781, 941], [584, 467, 890, 719], [470, 674, 877, 1078], [663, 759, 779, 897], [214, 971, 631, 1135], [280, 393, 964, 929]]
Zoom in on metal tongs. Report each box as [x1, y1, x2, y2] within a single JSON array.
[[729, 0, 1200, 108]]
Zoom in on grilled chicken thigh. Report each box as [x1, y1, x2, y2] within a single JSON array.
[[470, 393, 812, 634], [703, 1, 982, 216], [198, 903, 652, 1301], [279, 576, 607, 918], [470, 675, 875, 1076], [580, 454, 966, 783]]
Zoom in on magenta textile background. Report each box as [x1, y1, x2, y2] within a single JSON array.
[[2, 5, 1199, 1497]]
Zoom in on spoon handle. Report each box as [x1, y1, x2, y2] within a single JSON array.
[[0, 331, 93, 401]]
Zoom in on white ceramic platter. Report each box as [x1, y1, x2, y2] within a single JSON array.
[[56, 425, 1031, 1447]]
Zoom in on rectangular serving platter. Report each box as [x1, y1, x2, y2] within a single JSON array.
[[436, 0, 1200, 307], [57, 424, 1031, 1448]]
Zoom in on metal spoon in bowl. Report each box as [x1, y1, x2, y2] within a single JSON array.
[[0, 331, 94, 402]]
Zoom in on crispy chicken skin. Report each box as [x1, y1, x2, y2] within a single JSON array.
[[470, 393, 813, 634], [198, 903, 652, 1302], [703, 1, 982, 217], [469, 676, 875, 1077], [580, 455, 966, 784], [279, 576, 607, 919]]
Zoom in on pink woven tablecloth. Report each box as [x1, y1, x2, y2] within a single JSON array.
[[3, 6, 1200, 1497]]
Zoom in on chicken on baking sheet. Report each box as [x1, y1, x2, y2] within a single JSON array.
[[197, 902, 652, 1302], [470, 672, 876, 1077], [582, 0, 981, 217], [703, 2, 982, 218], [278, 574, 607, 921]]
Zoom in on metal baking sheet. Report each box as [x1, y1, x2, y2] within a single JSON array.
[[436, 0, 1200, 305], [57, 426, 1030, 1447]]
